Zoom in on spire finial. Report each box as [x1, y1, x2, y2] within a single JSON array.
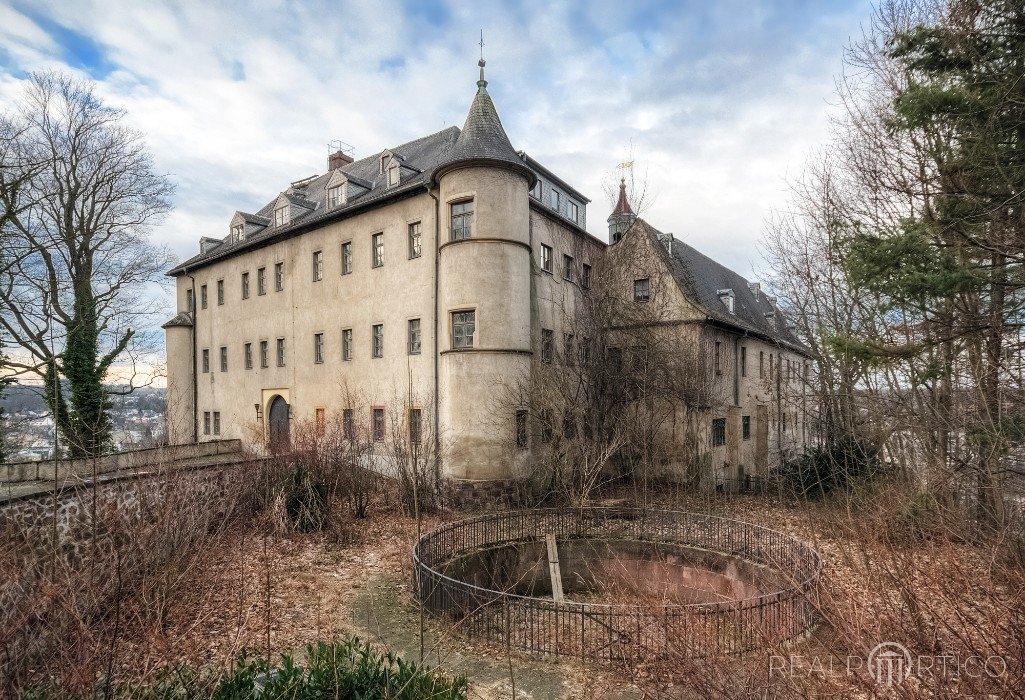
[[477, 30, 487, 89]]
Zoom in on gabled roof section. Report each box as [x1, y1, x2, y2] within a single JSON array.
[[632, 218, 810, 355], [167, 126, 460, 276], [161, 311, 194, 329], [434, 60, 535, 187], [232, 211, 271, 226]]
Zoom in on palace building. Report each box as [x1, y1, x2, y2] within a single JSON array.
[[163, 59, 811, 494]]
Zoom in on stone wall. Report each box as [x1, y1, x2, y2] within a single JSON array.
[[1, 439, 243, 483]]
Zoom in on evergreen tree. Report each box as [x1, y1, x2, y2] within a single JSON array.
[[840, 0, 1025, 524]]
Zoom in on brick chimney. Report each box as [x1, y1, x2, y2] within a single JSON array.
[[328, 149, 354, 171]]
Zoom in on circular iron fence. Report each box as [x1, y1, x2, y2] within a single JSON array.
[[412, 507, 822, 661]]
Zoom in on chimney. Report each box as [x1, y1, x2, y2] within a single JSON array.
[[656, 232, 673, 254], [748, 281, 761, 296], [328, 150, 353, 170]]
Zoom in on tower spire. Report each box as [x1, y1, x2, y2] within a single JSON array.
[[608, 176, 636, 243], [478, 30, 487, 89]]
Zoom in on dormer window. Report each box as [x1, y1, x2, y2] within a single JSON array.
[[568, 201, 579, 224], [380, 154, 389, 174], [231, 223, 245, 241], [328, 184, 345, 208], [387, 164, 400, 187], [531, 179, 542, 199], [717, 289, 735, 314], [550, 189, 561, 212], [274, 206, 288, 227]]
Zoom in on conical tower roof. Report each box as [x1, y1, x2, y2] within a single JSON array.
[[609, 177, 634, 219], [434, 59, 536, 187]]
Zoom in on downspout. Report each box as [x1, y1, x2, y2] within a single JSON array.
[[185, 270, 199, 443], [427, 185, 441, 478]]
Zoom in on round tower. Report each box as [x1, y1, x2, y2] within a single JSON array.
[[434, 59, 536, 485]]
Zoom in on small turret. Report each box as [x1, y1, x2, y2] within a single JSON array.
[[608, 177, 635, 243]]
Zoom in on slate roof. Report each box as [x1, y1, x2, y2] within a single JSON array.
[[168, 65, 553, 277], [168, 126, 461, 275], [161, 311, 194, 329], [633, 219, 810, 355], [434, 65, 536, 186]]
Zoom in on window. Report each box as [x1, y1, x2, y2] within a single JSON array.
[[740, 346, 747, 377], [515, 410, 528, 448], [541, 329, 555, 364], [213, 411, 221, 435], [568, 201, 579, 224], [372, 408, 385, 442], [715, 341, 722, 375], [769, 353, 774, 381], [274, 262, 284, 292], [540, 409, 553, 443], [408, 221, 422, 259], [742, 415, 751, 440], [217, 279, 225, 305], [409, 408, 422, 444], [372, 233, 384, 268], [314, 332, 324, 364], [315, 408, 325, 435], [257, 267, 266, 295], [185, 288, 194, 312], [563, 254, 574, 282], [201, 348, 210, 373], [582, 264, 591, 290], [563, 333, 575, 365], [232, 223, 244, 240], [607, 346, 623, 373], [274, 206, 288, 227], [219, 346, 228, 372], [634, 278, 650, 302], [530, 180, 541, 199], [200, 285, 208, 309], [260, 340, 269, 368], [372, 324, 384, 358], [550, 189, 561, 211], [380, 154, 388, 173], [244, 342, 253, 369], [408, 318, 421, 355], [313, 250, 323, 281], [341, 242, 352, 275], [451, 200, 474, 241], [276, 338, 285, 367], [540, 244, 553, 273], [342, 328, 353, 361], [712, 418, 726, 447], [782, 412, 788, 433], [241, 272, 250, 299], [452, 311, 475, 349], [387, 165, 400, 187], [343, 408, 355, 439], [328, 184, 345, 208], [203, 411, 211, 435], [759, 351, 764, 378]]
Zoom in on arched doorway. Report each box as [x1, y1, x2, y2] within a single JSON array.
[[268, 395, 290, 451]]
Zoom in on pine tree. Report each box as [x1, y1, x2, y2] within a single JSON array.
[[840, 0, 1025, 525]]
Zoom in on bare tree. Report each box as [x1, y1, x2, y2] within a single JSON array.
[[0, 72, 174, 457]]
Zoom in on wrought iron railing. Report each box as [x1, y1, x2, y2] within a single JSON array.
[[412, 507, 822, 661]]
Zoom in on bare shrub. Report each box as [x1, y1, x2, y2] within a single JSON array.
[[0, 452, 279, 697]]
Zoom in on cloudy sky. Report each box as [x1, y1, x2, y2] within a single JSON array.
[[1, 0, 872, 332]]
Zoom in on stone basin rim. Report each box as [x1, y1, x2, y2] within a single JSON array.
[[412, 506, 824, 613]]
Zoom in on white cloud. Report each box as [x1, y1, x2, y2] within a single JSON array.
[[0, 0, 873, 364]]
